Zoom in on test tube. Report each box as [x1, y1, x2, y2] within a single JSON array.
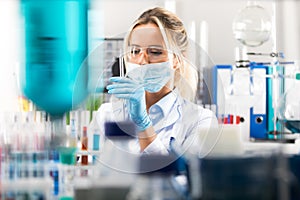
[[80, 111, 89, 176], [119, 54, 125, 78], [119, 55, 127, 121]]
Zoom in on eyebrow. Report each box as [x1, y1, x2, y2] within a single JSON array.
[[129, 44, 165, 49]]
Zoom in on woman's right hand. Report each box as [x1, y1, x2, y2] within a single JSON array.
[[106, 77, 152, 131]]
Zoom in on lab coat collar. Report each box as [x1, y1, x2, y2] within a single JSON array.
[[151, 89, 181, 131], [155, 89, 179, 116]]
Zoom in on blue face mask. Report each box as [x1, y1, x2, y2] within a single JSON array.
[[125, 61, 173, 93]]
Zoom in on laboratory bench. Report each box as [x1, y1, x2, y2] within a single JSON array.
[[2, 134, 300, 200]]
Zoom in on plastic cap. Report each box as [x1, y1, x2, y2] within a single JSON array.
[[296, 72, 300, 80]]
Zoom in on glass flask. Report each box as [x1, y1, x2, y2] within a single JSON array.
[[232, 1, 272, 47], [277, 64, 300, 133], [20, 0, 89, 117]]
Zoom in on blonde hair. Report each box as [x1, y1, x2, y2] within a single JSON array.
[[123, 7, 198, 102]]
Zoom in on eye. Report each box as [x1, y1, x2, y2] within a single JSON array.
[[148, 48, 164, 56], [130, 47, 141, 56]]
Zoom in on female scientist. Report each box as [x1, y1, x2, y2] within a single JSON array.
[[97, 7, 218, 154]]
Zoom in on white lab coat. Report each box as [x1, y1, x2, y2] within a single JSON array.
[[95, 89, 218, 155]]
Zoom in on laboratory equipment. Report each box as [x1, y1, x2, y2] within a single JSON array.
[[213, 63, 269, 140], [277, 63, 300, 133], [126, 154, 188, 200], [20, 0, 89, 117], [59, 159, 76, 200], [87, 111, 102, 164], [74, 121, 138, 200], [20, 1, 90, 195], [80, 126, 88, 177], [232, 1, 272, 47], [51, 117, 77, 200], [200, 154, 281, 200], [99, 120, 138, 173], [227, 1, 291, 140], [0, 112, 54, 199]]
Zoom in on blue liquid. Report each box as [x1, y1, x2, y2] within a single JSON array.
[[21, 0, 89, 116], [93, 134, 100, 151], [58, 147, 77, 165], [92, 134, 100, 163], [284, 120, 300, 133]]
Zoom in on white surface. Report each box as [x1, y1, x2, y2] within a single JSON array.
[[243, 138, 300, 155]]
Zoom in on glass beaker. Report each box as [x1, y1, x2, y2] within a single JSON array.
[[277, 62, 300, 133]]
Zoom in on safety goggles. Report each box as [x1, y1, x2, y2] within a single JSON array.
[[126, 46, 169, 63]]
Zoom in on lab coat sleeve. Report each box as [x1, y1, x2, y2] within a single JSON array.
[[198, 107, 218, 128], [142, 136, 169, 155], [144, 107, 218, 155], [94, 103, 113, 135], [182, 108, 219, 155]]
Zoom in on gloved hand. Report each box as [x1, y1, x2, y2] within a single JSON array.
[[106, 77, 152, 131]]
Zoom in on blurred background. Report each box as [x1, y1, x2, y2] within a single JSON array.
[[1, 0, 300, 199], [1, 0, 298, 112]]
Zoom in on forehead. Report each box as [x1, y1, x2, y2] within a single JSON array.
[[130, 23, 166, 47]]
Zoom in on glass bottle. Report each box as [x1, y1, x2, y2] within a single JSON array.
[[88, 111, 102, 164], [126, 154, 187, 200], [50, 116, 77, 200], [98, 121, 138, 175]]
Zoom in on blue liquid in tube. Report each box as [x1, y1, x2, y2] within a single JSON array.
[[21, 0, 89, 117]]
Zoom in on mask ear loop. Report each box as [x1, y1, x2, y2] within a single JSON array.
[[159, 25, 182, 80]]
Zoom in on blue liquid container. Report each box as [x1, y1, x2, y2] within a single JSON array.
[[20, 0, 89, 116]]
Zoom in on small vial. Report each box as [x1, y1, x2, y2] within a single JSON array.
[[81, 126, 88, 176]]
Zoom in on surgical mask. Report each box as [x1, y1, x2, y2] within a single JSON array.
[[125, 61, 173, 93]]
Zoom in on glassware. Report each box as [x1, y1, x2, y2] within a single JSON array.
[[126, 154, 187, 200], [232, 1, 272, 47], [99, 120, 138, 175], [20, 0, 89, 117], [90, 121, 138, 199], [277, 63, 300, 133], [48, 116, 77, 200]]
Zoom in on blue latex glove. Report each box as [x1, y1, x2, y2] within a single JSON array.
[[106, 77, 152, 131]]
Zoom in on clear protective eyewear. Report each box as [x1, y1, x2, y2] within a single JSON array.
[[127, 46, 169, 63]]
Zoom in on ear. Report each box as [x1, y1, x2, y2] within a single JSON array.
[[172, 54, 180, 70]]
